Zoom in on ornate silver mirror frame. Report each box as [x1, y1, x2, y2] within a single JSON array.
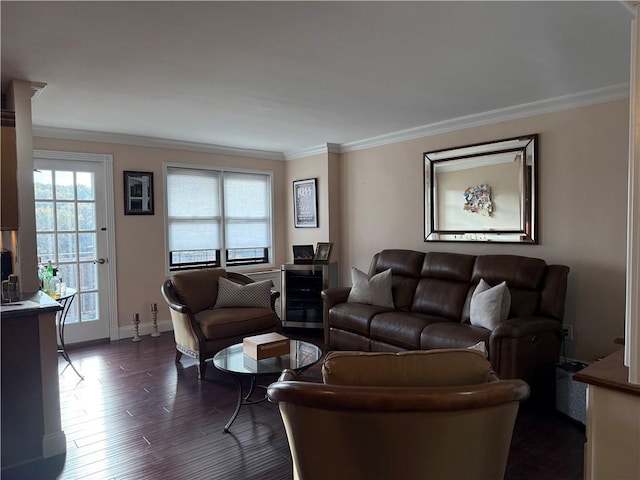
[[424, 134, 538, 243]]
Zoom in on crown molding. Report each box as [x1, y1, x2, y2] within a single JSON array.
[[31, 126, 285, 161], [33, 83, 629, 161], [284, 142, 341, 160], [339, 83, 630, 154]]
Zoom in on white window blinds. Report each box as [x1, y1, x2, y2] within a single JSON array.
[[166, 166, 272, 270]]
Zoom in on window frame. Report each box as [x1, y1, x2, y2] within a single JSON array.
[[164, 163, 275, 273]]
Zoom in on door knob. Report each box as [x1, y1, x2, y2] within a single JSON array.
[[94, 258, 106, 264]]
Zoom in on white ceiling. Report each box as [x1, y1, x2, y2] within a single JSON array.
[[1, 1, 634, 159]]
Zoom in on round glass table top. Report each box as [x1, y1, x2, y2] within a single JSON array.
[[213, 339, 323, 376]]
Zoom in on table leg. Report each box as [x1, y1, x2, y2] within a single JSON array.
[[222, 374, 268, 433], [57, 295, 84, 380], [224, 374, 245, 433]]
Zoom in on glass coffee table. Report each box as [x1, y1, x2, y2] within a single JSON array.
[[213, 339, 323, 432]]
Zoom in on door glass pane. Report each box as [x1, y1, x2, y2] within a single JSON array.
[[56, 202, 76, 231], [57, 233, 77, 262], [37, 234, 55, 263], [80, 292, 98, 321], [79, 262, 97, 290], [76, 172, 95, 200], [78, 233, 96, 261], [77, 202, 96, 230], [55, 171, 75, 200], [57, 264, 76, 291], [34, 170, 53, 200], [35, 202, 54, 231]]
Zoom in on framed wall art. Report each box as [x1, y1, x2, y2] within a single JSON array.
[[293, 178, 318, 228], [124, 171, 154, 215]]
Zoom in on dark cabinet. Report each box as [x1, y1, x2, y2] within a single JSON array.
[[281, 262, 338, 328]]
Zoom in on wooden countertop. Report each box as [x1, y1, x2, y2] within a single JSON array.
[[573, 348, 640, 398], [0, 291, 61, 319]]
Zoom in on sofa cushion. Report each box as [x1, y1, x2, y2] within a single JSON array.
[[370, 250, 425, 311], [472, 255, 546, 289], [172, 268, 227, 314], [347, 267, 394, 308], [470, 279, 511, 330], [214, 277, 273, 309], [420, 322, 491, 351], [195, 307, 278, 339], [412, 278, 470, 319], [421, 252, 476, 282], [322, 348, 494, 387], [328, 302, 386, 336], [370, 311, 442, 350]]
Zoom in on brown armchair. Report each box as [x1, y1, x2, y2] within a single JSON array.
[[267, 349, 529, 480], [161, 268, 281, 379]]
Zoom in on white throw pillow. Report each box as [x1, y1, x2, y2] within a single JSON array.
[[347, 267, 394, 308], [469, 279, 511, 330], [214, 277, 273, 309]]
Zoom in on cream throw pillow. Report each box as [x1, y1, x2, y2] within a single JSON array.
[[347, 267, 394, 308], [213, 277, 273, 309], [469, 279, 511, 330]]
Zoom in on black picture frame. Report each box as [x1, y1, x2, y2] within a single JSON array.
[[124, 171, 154, 215], [313, 242, 333, 263], [292, 245, 315, 264], [293, 178, 318, 228]]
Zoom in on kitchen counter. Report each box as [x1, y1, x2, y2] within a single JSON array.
[[0, 290, 61, 318], [1, 289, 66, 472]]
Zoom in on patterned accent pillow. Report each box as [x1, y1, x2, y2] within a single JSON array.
[[213, 277, 273, 309]]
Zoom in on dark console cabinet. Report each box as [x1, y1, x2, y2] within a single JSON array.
[[281, 262, 338, 328]]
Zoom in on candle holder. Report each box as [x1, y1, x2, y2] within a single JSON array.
[[151, 303, 161, 337], [132, 313, 142, 342]]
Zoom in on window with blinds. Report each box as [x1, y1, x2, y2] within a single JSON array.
[[166, 166, 272, 271]]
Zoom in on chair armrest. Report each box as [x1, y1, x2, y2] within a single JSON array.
[[161, 279, 188, 314]]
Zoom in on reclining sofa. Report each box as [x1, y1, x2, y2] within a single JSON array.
[[322, 249, 570, 399]]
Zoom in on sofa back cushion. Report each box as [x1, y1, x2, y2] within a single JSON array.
[[472, 255, 546, 318], [322, 349, 494, 387], [369, 250, 425, 312], [411, 252, 475, 319], [172, 268, 227, 314]]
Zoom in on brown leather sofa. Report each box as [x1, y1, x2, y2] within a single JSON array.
[[322, 249, 570, 400]]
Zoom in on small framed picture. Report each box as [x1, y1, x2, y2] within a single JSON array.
[[293, 178, 318, 228], [313, 242, 333, 263], [292, 245, 315, 264], [124, 171, 154, 215]]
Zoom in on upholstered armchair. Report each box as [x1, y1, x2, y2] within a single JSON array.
[[161, 268, 281, 379], [267, 349, 529, 480]]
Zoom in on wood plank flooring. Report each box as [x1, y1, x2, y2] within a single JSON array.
[[4, 329, 585, 479]]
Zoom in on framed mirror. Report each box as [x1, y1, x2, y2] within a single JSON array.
[[424, 134, 537, 243]]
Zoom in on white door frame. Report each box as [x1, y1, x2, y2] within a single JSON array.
[[34, 149, 119, 341]]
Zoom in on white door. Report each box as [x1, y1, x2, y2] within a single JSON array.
[[34, 151, 116, 344]]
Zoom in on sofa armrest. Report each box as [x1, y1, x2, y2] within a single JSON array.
[[491, 317, 563, 340], [321, 287, 351, 309]]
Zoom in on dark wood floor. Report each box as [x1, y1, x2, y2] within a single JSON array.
[[4, 329, 585, 480]]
